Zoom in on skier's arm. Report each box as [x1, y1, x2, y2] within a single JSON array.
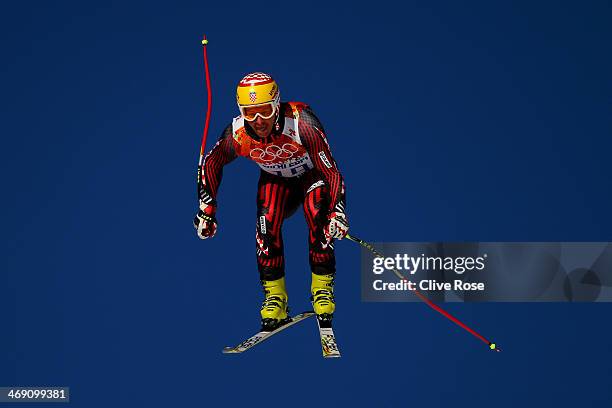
[[194, 125, 237, 239], [299, 107, 346, 214], [299, 108, 348, 239], [198, 124, 237, 205]]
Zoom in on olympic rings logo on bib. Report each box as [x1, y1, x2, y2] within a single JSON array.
[[249, 143, 300, 162]]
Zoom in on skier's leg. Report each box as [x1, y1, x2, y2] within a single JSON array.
[[303, 179, 336, 321], [256, 173, 296, 330]]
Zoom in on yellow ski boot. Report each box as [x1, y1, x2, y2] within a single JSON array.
[[260, 277, 290, 331], [311, 273, 335, 323]]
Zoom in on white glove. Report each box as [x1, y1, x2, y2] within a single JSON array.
[[193, 201, 217, 240], [325, 211, 349, 240]]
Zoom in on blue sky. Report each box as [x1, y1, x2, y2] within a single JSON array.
[[1, 1, 611, 406]]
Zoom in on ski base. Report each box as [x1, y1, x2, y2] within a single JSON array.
[[222, 311, 315, 354], [315, 315, 341, 358]]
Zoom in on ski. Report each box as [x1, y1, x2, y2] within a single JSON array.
[[315, 315, 341, 358], [222, 311, 315, 354]]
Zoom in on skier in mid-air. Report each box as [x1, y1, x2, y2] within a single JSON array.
[[194, 72, 349, 331]]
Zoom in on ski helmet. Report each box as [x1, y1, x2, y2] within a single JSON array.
[[236, 72, 280, 122]]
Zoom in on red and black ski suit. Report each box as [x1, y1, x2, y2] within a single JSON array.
[[198, 102, 346, 281]]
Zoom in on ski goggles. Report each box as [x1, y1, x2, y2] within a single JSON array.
[[240, 102, 276, 121]]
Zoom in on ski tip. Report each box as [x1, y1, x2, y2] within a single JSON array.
[[222, 347, 238, 354], [489, 343, 501, 352]]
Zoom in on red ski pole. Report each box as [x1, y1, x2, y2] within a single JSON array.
[[346, 234, 501, 352], [198, 34, 212, 165]]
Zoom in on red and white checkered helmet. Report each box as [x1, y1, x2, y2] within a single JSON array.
[[236, 72, 280, 121]]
